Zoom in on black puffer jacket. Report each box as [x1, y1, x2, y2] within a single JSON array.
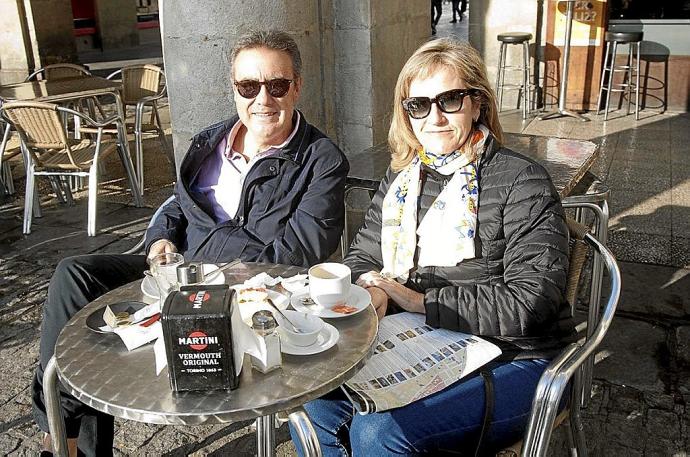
[[345, 136, 573, 359], [145, 112, 349, 267]]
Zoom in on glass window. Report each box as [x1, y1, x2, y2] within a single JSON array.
[[609, 0, 690, 19]]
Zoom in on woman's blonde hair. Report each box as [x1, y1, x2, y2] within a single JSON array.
[[388, 38, 504, 171]]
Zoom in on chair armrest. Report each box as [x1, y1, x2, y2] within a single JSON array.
[[122, 195, 176, 255], [136, 90, 167, 108], [25, 69, 43, 82], [57, 106, 118, 127], [106, 69, 122, 80]]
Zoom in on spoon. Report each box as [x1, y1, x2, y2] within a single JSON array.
[[203, 258, 242, 281], [266, 298, 306, 334]]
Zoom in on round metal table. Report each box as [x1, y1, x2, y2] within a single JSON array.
[[43, 262, 378, 457]]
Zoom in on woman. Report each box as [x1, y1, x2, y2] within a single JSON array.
[[291, 39, 572, 456]]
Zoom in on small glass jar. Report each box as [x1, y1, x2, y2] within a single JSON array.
[[251, 310, 282, 373]]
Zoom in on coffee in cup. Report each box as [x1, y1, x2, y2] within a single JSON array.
[[308, 263, 351, 306]]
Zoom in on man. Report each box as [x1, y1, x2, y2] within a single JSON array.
[[450, 0, 467, 22], [431, 0, 443, 35], [33, 30, 349, 456]]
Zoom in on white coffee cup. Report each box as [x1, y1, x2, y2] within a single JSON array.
[[277, 310, 324, 347], [308, 263, 351, 306]]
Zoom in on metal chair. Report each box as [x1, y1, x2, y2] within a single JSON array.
[[26, 63, 92, 82], [87, 64, 173, 192], [1, 64, 96, 194], [121, 194, 175, 255], [26, 63, 103, 132], [341, 177, 380, 256], [0, 120, 21, 195], [517, 218, 620, 457], [495, 175, 612, 457], [1, 101, 121, 236], [340, 173, 618, 457]]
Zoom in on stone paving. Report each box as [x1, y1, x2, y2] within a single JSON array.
[[1, 106, 689, 454]]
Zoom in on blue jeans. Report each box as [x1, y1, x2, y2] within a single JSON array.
[[290, 359, 550, 457]]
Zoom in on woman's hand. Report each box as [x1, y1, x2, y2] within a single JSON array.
[[356, 271, 425, 314], [366, 286, 389, 321]]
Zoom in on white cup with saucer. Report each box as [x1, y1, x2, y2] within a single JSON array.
[[277, 310, 324, 347], [308, 263, 351, 308]]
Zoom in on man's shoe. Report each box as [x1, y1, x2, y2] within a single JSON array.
[[40, 451, 53, 457], [450, 19, 457, 23]]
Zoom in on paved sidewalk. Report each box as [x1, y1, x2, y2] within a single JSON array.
[[1, 103, 689, 454]]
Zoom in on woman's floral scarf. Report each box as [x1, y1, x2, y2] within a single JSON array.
[[380, 124, 490, 282]]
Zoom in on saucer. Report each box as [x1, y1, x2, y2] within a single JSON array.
[[289, 284, 371, 318], [140, 264, 225, 299], [280, 322, 339, 355]]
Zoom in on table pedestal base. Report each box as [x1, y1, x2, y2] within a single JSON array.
[[256, 414, 276, 457], [538, 108, 589, 122]]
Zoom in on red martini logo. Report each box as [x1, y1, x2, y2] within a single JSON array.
[[179, 331, 218, 351], [188, 291, 211, 309]]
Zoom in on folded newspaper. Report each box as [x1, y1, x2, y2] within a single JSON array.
[[342, 312, 502, 414]]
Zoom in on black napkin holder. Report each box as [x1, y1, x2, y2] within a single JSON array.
[[161, 284, 239, 392]]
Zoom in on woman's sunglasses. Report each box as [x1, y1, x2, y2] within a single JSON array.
[[234, 78, 293, 99], [402, 88, 478, 119]]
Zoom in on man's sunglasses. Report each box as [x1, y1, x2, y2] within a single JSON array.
[[233, 78, 294, 99], [402, 88, 478, 119]]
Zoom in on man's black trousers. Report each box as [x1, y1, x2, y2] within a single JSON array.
[[32, 254, 147, 457]]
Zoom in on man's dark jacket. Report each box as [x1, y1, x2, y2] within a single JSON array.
[[345, 136, 573, 359], [145, 112, 349, 267]]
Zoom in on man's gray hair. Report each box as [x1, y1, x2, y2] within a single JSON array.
[[231, 30, 302, 78]]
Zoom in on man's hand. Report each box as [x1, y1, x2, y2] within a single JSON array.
[[357, 271, 425, 314], [147, 239, 177, 261], [366, 286, 389, 322]]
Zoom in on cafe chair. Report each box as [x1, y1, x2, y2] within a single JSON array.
[[25, 63, 103, 121], [86, 64, 172, 193], [496, 217, 621, 457], [121, 194, 176, 255], [25, 63, 104, 169], [341, 177, 380, 257], [0, 101, 120, 236], [1, 64, 96, 171], [26, 63, 92, 82], [0, 116, 21, 194]]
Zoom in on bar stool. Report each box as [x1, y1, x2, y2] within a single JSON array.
[[495, 32, 532, 119], [596, 31, 643, 120]]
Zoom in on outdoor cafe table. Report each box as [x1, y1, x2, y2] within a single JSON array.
[[0, 76, 144, 206], [43, 262, 378, 457]]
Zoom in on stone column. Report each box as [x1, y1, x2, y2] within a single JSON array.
[[160, 0, 427, 165], [95, 0, 139, 50], [0, 0, 76, 83], [333, 0, 428, 154]]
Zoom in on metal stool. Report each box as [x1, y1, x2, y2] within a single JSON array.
[[596, 31, 643, 120], [495, 32, 532, 119]]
